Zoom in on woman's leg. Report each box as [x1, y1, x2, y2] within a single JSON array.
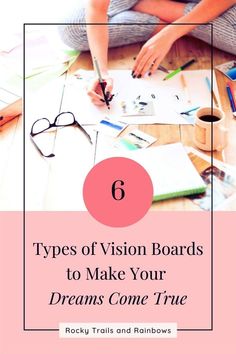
[[134, 0, 236, 55], [58, 0, 159, 51], [184, 3, 236, 55], [133, 0, 186, 22], [107, 11, 159, 47]]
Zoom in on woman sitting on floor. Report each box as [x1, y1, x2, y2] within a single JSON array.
[[59, 0, 236, 105]]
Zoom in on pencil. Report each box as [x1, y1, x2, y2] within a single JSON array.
[[93, 57, 110, 109], [163, 59, 196, 81], [205, 76, 219, 108], [180, 74, 191, 103]]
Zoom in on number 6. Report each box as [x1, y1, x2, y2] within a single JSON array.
[[112, 180, 125, 200]]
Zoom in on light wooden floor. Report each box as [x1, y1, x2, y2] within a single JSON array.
[[0, 35, 235, 211]]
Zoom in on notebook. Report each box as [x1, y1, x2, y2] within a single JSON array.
[[124, 143, 206, 201]]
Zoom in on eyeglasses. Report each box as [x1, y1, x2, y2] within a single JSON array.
[[30, 111, 92, 157]]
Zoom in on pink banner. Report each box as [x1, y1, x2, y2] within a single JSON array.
[[0, 211, 234, 353]]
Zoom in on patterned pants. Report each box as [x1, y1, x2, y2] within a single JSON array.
[[58, 0, 236, 55]]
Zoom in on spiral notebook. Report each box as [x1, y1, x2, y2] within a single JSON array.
[[125, 143, 206, 201]]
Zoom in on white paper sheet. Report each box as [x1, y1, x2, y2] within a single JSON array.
[[62, 69, 220, 126]]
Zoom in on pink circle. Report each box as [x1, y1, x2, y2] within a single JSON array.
[[83, 157, 153, 227]]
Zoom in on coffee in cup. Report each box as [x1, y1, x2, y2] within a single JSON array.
[[194, 107, 227, 151]]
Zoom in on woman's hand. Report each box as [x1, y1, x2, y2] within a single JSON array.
[[87, 75, 113, 106], [132, 29, 175, 78]]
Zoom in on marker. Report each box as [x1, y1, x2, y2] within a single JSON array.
[[205, 76, 219, 107], [93, 57, 110, 109], [163, 59, 196, 81], [226, 85, 236, 116]]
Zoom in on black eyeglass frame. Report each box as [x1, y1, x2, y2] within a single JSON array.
[[30, 111, 92, 158]]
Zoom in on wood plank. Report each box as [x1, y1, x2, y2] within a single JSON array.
[[139, 124, 180, 146]]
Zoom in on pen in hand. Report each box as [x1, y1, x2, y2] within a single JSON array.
[[93, 57, 110, 110]]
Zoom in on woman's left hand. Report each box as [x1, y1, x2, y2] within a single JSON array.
[[132, 30, 175, 78]]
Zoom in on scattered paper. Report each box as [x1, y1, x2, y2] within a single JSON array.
[[63, 69, 220, 125], [114, 129, 157, 150], [215, 61, 236, 81], [187, 147, 236, 210], [94, 117, 128, 137]]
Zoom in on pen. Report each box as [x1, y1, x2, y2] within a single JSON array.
[[163, 59, 196, 81], [226, 85, 236, 115], [205, 76, 219, 107], [180, 106, 200, 115], [93, 57, 110, 109]]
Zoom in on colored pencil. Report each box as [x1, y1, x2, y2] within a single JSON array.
[[227, 81, 236, 107], [205, 76, 219, 107], [180, 74, 191, 103], [226, 85, 236, 114]]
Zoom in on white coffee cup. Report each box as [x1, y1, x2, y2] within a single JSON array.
[[194, 107, 228, 151]]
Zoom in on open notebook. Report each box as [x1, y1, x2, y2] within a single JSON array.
[[123, 143, 207, 201]]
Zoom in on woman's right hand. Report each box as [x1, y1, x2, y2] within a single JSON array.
[[87, 75, 113, 106]]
